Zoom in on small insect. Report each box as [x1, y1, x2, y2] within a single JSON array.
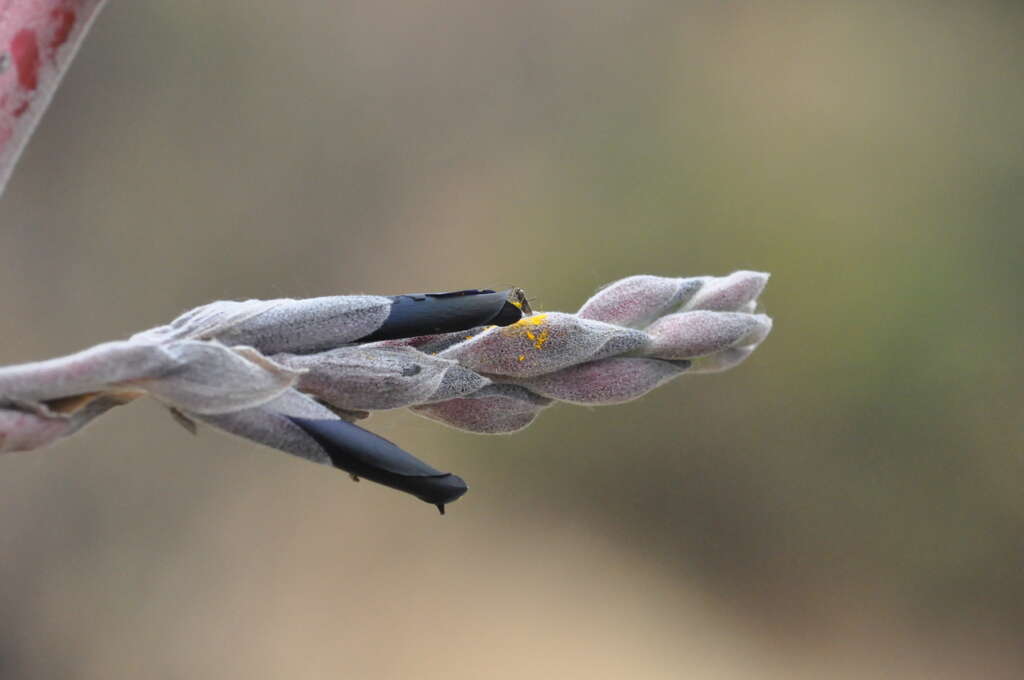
[[508, 287, 534, 315]]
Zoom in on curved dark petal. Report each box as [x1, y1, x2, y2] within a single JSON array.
[[287, 417, 468, 511], [358, 289, 523, 342]]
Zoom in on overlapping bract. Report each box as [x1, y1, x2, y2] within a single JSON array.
[[0, 273, 771, 509], [410, 271, 771, 432]]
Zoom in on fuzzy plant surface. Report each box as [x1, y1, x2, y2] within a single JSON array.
[[0, 274, 772, 512]]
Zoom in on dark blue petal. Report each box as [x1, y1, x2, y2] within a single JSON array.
[[358, 289, 523, 342], [287, 417, 468, 509]]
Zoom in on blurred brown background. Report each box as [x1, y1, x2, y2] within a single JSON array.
[[2, 1, 1023, 677]]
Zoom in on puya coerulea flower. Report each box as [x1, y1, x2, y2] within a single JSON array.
[[0, 276, 771, 513]]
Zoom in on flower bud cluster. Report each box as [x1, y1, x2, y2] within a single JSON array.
[[409, 271, 771, 432]]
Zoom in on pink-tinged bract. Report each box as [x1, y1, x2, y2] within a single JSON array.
[[683, 271, 770, 312], [0, 407, 71, 453], [512, 357, 688, 405], [412, 385, 551, 434], [439, 312, 649, 378], [577, 275, 704, 328], [644, 311, 770, 360]]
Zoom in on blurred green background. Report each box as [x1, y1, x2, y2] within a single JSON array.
[[2, 1, 1023, 677]]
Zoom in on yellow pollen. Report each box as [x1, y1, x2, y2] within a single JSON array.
[[502, 313, 552, 353], [513, 313, 548, 327], [518, 354, 525, 361]]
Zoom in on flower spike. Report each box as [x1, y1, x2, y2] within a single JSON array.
[[1, 271, 771, 513]]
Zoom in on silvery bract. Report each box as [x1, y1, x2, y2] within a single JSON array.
[[0, 273, 772, 510], [274, 346, 489, 411], [0, 339, 301, 416], [195, 389, 339, 466], [134, 296, 394, 353]]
